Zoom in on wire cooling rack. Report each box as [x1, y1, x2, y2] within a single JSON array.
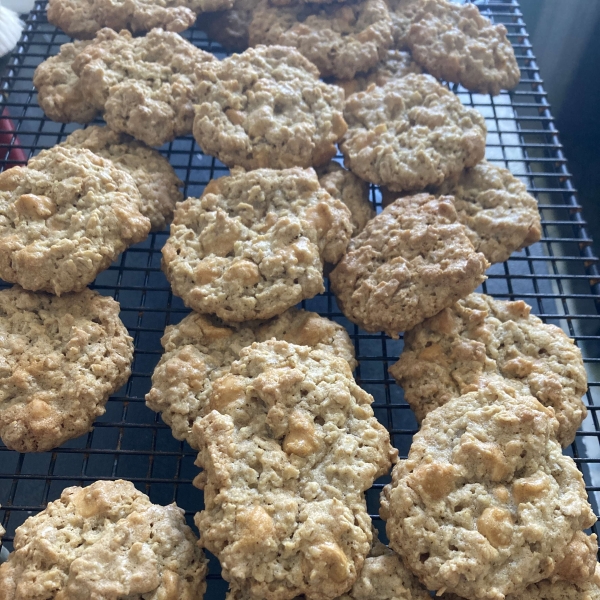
[[0, 0, 599, 593]]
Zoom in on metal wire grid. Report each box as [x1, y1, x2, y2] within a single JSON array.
[[0, 0, 599, 593]]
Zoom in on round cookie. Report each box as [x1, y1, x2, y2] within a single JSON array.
[[406, 0, 521, 95], [61, 125, 183, 231], [316, 161, 374, 236], [0, 146, 150, 295], [434, 161, 541, 263], [33, 39, 98, 124], [249, 0, 393, 80], [193, 45, 347, 170], [332, 49, 422, 98], [341, 74, 487, 192], [193, 339, 396, 600], [0, 480, 207, 598], [46, 0, 201, 39], [201, 0, 256, 51], [380, 378, 597, 600], [162, 168, 352, 321], [329, 194, 489, 338], [389, 292, 588, 447], [146, 307, 357, 448], [0, 286, 133, 453]]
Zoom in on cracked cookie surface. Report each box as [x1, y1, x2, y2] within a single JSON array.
[[0, 286, 133, 453], [341, 74, 487, 192], [193, 45, 346, 169], [192, 339, 396, 600], [61, 125, 183, 231], [0, 480, 207, 599], [332, 49, 422, 98], [390, 293, 588, 447], [406, 0, 520, 95], [381, 378, 597, 600], [0, 146, 150, 295], [330, 194, 488, 337], [146, 307, 356, 448], [162, 167, 352, 321], [316, 162, 373, 237], [249, 0, 393, 79]]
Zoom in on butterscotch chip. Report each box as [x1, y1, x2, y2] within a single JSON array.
[[316, 161, 374, 236], [34, 29, 215, 147], [201, 0, 255, 51], [162, 167, 352, 321], [390, 293, 588, 447], [46, 0, 214, 39], [248, 0, 392, 79], [380, 378, 597, 600], [341, 74, 487, 192], [33, 39, 98, 124], [0, 480, 207, 599], [406, 0, 521, 95], [332, 49, 422, 98], [192, 339, 396, 600], [0, 286, 133, 453], [61, 125, 183, 231], [193, 45, 346, 169], [330, 194, 488, 337], [146, 307, 356, 448], [0, 146, 150, 295]]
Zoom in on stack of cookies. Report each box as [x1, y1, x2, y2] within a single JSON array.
[[0, 1, 595, 600]]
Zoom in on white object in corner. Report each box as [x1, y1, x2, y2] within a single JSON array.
[[1, 0, 35, 13], [0, 6, 23, 57]]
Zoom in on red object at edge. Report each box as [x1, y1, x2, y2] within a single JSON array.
[[0, 107, 27, 168]]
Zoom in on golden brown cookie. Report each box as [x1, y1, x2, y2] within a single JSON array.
[[162, 167, 352, 321], [330, 194, 489, 337], [193, 45, 346, 170], [381, 378, 597, 600], [341, 74, 487, 192], [390, 293, 588, 447], [146, 307, 356, 448], [193, 339, 397, 600], [0, 480, 207, 598], [0, 286, 133, 453]]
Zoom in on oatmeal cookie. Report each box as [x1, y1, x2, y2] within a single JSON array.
[[434, 161, 541, 263], [332, 49, 422, 98], [341, 74, 487, 192], [33, 40, 98, 124], [201, 0, 256, 51], [380, 378, 597, 600], [192, 339, 397, 600], [330, 194, 489, 337], [0, 480, 207, 599], [249, 0, 393, 80], [0, 146, 150, 295], [146, 307, 356, 448], [46, 0, 211, 39], [0, 286, 133, 453], [34, 28, 215, 145], [406, 0, 521, 95], [162, 168, 352, 321], [317, 162, 373, 236], [226, 543, 430, 600], [193, 45, 346, 170], [61, 125, 183, 231], [389, 293, 588, 447]]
